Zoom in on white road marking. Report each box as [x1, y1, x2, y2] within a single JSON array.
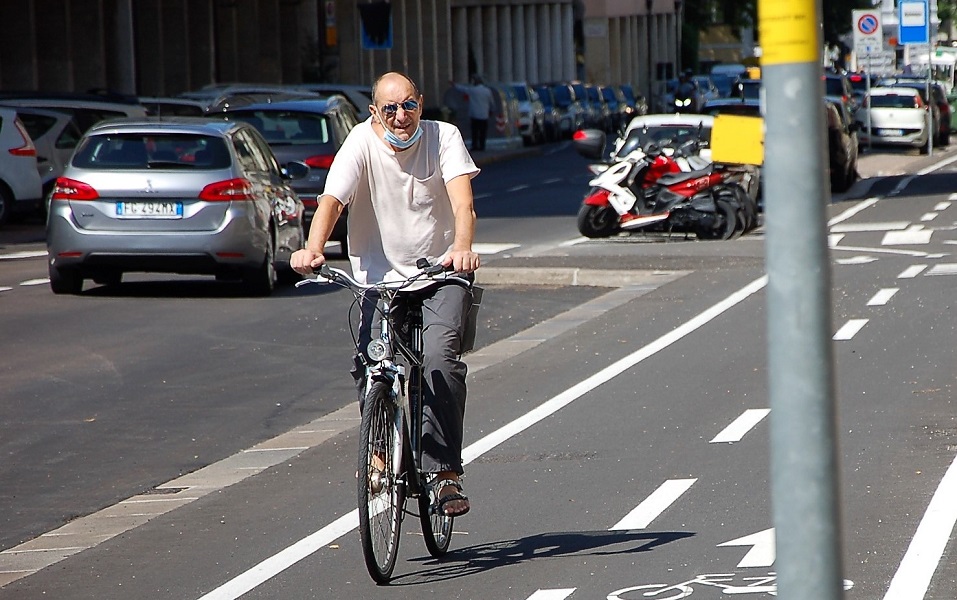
[[710, 409, 771, 444], [835, 256, 877, 265], [948, 193, 957, 202], [507, 184, 531, 192], [611, 479, 697, 531], [934, 201, 951, 211], [867, 288, 898, 306], [559, 237, 589, 247], [925, 263, 957, 276], [0, 250, 47, 260], [20, 278, 49, 286], [0, 286, 12, 293], [827, 197, 879, 226], [830, 221, 910, 233], [920, 213, 938, 222], [883, 453, 957, 600], [897, 264, 928, 278], [197, 275, 769, 599], [833, 319, 868, 341], [882, 225, 932, 246], [827, 233, 845, 247], [472, 242, 520, 255], [527, 589, 576, 600], [543, 178, 563, 185], [718, 528, 776, 568]]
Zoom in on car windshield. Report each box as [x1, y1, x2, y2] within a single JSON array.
[[870, 93, 920, 109], [618, 123, 712, 157], [511, 85, 530, 102], [72, 133, 231, 169], [228, 110, 331, 145], [552, 85, 573, 106]]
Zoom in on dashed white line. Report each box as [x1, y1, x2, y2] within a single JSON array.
[[0, 250, 47, 260], [882, 225, 933, 246], [611, 479, 697, 531], [867, 288, 898, 306], [20, 278, 49, 286], [833, 319, 869, 341], [926, 263, 957, 276], [527, 589, 576, 600], [710, 409, 771, 444], [934, 201, 951, 211], [920, 213, 938, 222], [898, 264, 928, 279], [830, 221, 910, 233], [507, 184, 531, 192]]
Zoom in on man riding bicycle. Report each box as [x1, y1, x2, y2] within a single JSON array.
[[290, 71, 480, 517]]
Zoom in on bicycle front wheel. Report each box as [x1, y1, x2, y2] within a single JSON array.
[[418, 479, 454, 556], [358, 380, 405, 584]]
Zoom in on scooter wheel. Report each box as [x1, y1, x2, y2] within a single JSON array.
[[577, 204, 619, 238], [696, 199, 739, 241]]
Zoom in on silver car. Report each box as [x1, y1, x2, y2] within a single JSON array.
[[46, 118, 307, 296]]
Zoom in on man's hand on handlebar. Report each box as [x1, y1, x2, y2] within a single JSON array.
[[442, 249, 480, 274], [290, 248, 326, 275]]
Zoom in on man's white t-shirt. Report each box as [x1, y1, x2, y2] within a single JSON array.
[[323, 118, 480, 287]]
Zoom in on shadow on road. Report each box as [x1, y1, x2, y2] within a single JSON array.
[[390, 529, 695, 586]]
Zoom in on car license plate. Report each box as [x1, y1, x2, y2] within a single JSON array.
[[116, 201, 183, 218], [879, 129, 903, 136]]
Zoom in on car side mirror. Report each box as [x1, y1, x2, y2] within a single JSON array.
[[282, 161, 310, 180]]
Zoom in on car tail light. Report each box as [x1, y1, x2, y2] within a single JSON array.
[[8, 120, 37, 157], [304, 154, 334, 169], [51, 177, 99, 200], [199, 178, 254, 201]]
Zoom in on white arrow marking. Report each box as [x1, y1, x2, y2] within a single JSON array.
[[718, 528, 775, 568]]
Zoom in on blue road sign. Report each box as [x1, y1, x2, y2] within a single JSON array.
[[899, 0, 929, 45]]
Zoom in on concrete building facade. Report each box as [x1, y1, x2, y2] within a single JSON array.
[[0, 0, 681, 111]]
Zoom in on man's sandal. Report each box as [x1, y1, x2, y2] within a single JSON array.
[[431, 478, 470, 517]]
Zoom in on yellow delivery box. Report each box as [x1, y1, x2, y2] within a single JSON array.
[[711, 114, 764, 166]]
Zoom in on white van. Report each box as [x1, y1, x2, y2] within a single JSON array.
[[0, 107, 43, 224]]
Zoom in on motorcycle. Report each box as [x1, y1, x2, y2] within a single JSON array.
[[571, 126, 757, 240]]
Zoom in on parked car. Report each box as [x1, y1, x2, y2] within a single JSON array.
[[878, 76, 950, 146], [617, 84, 649, 118], [569, 81, 600, 127], [701, 97, 761, 117], [0, 94, 147, 133], [824, 99, 859, 193], [217, 95, 360, 251], [507, 82, 547, 145], [139, 96, 207, 117], [0, 106, 44, 224], [12, 107, 84, 201], [730, 79, 761, 101], [585, 84, 614, 131], [294, 83, 374, 121], [855, 86, 931, 154], [46, 117, 308, 295], [547, 82, 586, 133], [600, 85, 630, 131], [823, 70, 857, 116], [178, 83, 298, 111], [532, 84, 564, 141]]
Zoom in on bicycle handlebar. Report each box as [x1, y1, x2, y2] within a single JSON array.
[[294, 262, 471, 292]]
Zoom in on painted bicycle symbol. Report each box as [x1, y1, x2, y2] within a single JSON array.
[[608, 572, 855, 598]]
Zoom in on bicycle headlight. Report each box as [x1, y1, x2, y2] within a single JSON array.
[[367, 339, 388, 361]]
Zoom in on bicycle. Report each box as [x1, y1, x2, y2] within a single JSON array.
[[296, 260, 479, 584]]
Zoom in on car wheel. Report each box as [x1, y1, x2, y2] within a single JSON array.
[[49, 264, 83, 295], [242, 234, 276, 296]]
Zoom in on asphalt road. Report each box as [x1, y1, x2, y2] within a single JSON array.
[[1, 141, 956, 599]]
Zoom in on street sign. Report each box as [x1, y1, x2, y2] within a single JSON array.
[[852, 10, 882, 56], [899, 0, 929, 45]]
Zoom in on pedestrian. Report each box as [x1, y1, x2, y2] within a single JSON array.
[[290, 71, 480, 517], [451, 75, 495, 151]]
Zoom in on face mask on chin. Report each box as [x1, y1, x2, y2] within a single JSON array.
[[377, 110, 422, 149]]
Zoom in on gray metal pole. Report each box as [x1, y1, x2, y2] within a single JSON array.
[[760, 0, 846, 598]]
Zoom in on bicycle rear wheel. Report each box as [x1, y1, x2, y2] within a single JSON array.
[[358, 380, 405, 584], [418, 479, 454, 556]]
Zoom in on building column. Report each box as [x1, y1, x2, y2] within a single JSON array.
[[483, 5, 498, 82], [537, 4, 551, 83], [512, 4, 525, 81], [453, 6, 468, 82], [498, 5, 513, 82], [525, 4, 538, 82], [562, 2, 575, 81]]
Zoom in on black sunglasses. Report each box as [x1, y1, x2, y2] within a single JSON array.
[[379, 100, 419, 116]]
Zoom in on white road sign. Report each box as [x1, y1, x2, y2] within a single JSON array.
[[853, 10, 883, 56]]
